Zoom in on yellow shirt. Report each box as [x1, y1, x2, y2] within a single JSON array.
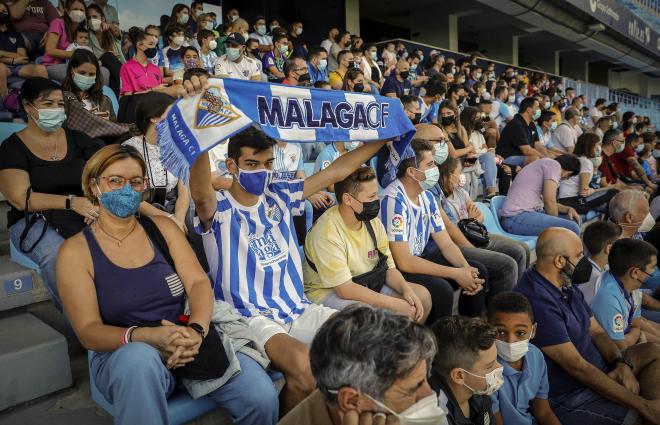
[[303, 205, 396, 303], [550, 106, 563, 125], [328, 70, 345, 88]]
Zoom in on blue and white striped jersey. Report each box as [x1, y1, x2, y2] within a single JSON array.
[[379, 179, 446, 257], [199, 180, 310, 324], [273, 142, 303, 181]]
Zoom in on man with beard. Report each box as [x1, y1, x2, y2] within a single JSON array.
[[514, 228, 660, 425]]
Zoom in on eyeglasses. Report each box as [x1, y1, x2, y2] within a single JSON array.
[[97, 176, 149, 192]]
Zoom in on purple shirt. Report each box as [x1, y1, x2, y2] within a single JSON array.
[[500, 158, 561, 217], [41, 18, 69, 66]]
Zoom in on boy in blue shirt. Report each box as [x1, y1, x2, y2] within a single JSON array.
[[591, 238, 660, 349], [488, 292, 561, 425]]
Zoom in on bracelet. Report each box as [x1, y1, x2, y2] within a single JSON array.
[[122, 326, 137, 345], [127, 326, 138, 343]]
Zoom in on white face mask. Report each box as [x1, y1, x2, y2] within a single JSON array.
[[462, 367, 504, 395], [68, 9, 86, 23], [367, 393, 447, 425], [208, 40, 218, 50], [496, 339, 529, 362], [172, 36, 185, 46], [89, 18, 102, 31]]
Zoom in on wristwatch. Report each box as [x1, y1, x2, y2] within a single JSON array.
[[65, 194, 74, 210], [187, 322, 206, 339]]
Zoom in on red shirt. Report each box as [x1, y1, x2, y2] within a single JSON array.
[[612, 146, 636, 177], [282, 78, 295, 85], [600, 152, 624, 184]]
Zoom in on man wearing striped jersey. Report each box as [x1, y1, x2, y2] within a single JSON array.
[[190, 126, 386, 412], [380, 139, 489, 324]]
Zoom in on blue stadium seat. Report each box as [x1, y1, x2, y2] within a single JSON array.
[[102, 86, 119, 116], [88, 351, 284, 425], [474, 202, 536, 250], [487, 196, 538, 250], [0, 122, 26, 143]]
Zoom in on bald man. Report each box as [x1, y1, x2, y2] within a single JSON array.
[[515, 228, 660, 424]]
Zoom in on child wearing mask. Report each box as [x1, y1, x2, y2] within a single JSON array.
[[430, 316, 501, 425], [488, 292, 562, 425]]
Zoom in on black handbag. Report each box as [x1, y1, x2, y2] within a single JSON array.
[[138, 216, 229, 381], [458, 218, 490, 247], [306, 220, 388, 293]]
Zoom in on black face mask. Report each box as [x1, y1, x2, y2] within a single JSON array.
[[411, 112, 421, 125], [353, 199, 380, 222], [441, 115, 455, 126], [297, 73, 312, 86], [347, 61, 355, 69], [353, 83, 364, 93], [473, 119, 483, 130], [250, 48, 260, 57], [457, 95, 466, 104], [0, 12, 10, 25], [144, 47, 158, 59], [399, 70, 409, 80]]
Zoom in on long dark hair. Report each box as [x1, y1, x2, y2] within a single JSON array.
[[460, 106, 480, 135], [439, 156, 460, 197], [342, 68, 363, 91], [86, 3, 115, 53], [168, 3, 190, 27], [63, 0, 86, 46], [61, 49, 104, 104], [0, 1, 16, 33], [134, 92, 175, 135]]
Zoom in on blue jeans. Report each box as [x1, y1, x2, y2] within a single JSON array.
[[479, 152, 497, 190], [501, 211, 581, 236], [503, 155, 526, 167], [300, 142, 326, 163], [9, 220, 65, 311], [550, 387, 637, 425], [90, 343, 279, 425]]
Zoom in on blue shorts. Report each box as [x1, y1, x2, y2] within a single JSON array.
[[7, 64, 25, 77], [550, 387, 637, 425]]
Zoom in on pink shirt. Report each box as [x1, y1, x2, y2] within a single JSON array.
[[41, 18, 69, 66], [119, 59, 163, 95]]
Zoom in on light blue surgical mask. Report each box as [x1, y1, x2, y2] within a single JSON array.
[[235, 165, 272, 196], [550, 121, 558, 131], [533, 109, 541, 120], [612, 121, 619, 130], [345, 141, 360, 151], [636, 144, 645, 154], [226, 47, 241, 61], [256, 25, 267, 35], [98, 183, 142, 218], [279, 44, 289, 55], [653, 149, 660, 159], [416, 166, 440, 190], [318, 59, 327, 71], [30, 104, 66, 132], [73, 72, 96, 92], [433, 142, 449, 165], [370, 51, 377, 61]]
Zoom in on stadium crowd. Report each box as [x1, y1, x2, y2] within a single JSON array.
[[0, 1, 659, 425]]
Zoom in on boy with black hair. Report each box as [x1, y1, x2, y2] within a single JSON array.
[[592, 238, 660, 348], [572, 221, 623, 305], [196, 29, 217, 73], [163, 24, 188, 80], [488, 292, 561, 425], [430, 316, 501, 425], [190, 126, 387, 412]]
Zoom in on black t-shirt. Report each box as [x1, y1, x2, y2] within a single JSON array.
[[496, 114, 533, 159], [0, 129, 104, 229], [0, 30, 25, 54], [430, 373, 494, 425]]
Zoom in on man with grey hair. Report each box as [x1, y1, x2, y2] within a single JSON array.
[[609, 190, 652, 239], [278, 305, 444, 425]]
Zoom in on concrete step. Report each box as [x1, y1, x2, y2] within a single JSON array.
[[0, 255, 49, 312], [0, 313, 72, 411]]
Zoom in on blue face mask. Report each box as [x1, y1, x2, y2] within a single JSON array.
[[73, 72, 96, 91], [636, 144, 645, 154], [533, 108, 541, 120], [416, 166, 440, 190], [433, 142, 449, 165], [30, 104, 66, 132], [235, 165, 272, 196], [98, 183, 142, 218]]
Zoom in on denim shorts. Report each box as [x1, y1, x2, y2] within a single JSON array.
[[550, 387, 637, 425]]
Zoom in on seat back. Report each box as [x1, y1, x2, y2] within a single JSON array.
[[489, 195, 507, 231], [102, 86, 119, 116], [474, 202, 505, 237], [0, 122, 26, 145]]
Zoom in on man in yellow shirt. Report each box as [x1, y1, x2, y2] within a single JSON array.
[[303, 166, 431, 322], [328, 50, 353, 90]]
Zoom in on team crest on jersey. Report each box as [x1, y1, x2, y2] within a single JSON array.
[[612, 313, 625, 333], [391, 214, 404, 234], [266, 203, 283, 222], [195, 86, 241, 129]]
